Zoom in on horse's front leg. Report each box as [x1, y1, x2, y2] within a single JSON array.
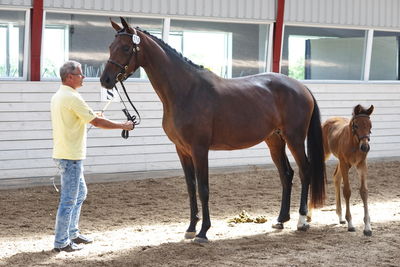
[[339, 161, 354, 232], [176, 147, 199, 239], [357, 161, 372, 236], [192, 146, 210, 243]]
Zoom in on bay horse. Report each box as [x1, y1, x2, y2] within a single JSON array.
[[100, 17, 326, 242], [308, 104, 374, 236]]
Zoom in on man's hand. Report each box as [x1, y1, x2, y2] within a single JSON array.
[[95, 112, 104, 118], [122, 121, 134, 131]]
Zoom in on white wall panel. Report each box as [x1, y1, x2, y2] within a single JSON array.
[[0, 0, 31, 7], [42, 0, 276, 21], [285, 0, 400, 29], [0, 81, 399, 182]]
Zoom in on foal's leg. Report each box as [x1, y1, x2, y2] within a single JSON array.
[[339, 161, 355, 232], [266, 134, 294, 229], [357, 161, 372, 236], [285, 135, 311, 231], [333, 163, 346, 224], [176, 147, 199, 239], [191, 146, 211, 242]]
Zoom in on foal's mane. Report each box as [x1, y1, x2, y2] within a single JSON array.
[[135, 27, 205, 71]]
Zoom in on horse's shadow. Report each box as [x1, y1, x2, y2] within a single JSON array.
[[3, 220, 398, 266]]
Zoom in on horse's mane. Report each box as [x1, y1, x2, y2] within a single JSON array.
[[135, 27, 205, 71]]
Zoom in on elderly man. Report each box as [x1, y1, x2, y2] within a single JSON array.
[[51, 60, 134, 252]]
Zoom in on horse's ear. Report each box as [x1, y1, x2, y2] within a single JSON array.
[[110, 18, 121, 32], [120, 17, 130, 30], [366, 105, 374, 115], [353, 104, 362, 116]]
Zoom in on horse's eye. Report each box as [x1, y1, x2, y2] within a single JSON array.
[[122, 46, 130, 52]]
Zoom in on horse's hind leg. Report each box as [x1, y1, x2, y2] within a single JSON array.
[[357, 161, 372, 236], [284, 134, 312, 231], [333, 163, 345, 224], [176, 146, 199, 239], [266, 133, 294, 229], [339, 161, 355, 232]]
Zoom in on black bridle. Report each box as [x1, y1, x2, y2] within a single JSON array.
[[107, 30, 141, 139], [351, 114, 371, 142]]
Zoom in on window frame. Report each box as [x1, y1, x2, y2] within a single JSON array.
[[39, 10, 274, 81], [368, 28, 400, 82], [168, 17, 273, 78], [0, 7, 30, 81], [282, 23, 400, 83]]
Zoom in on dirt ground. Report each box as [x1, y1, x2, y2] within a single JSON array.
[[0, 159, 399, 267]]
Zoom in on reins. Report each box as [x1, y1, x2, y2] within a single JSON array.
[[114, 80, 141, 139]]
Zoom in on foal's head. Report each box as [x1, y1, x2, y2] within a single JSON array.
[[100, 17, 141, 89], [351, 104, 374, 153]]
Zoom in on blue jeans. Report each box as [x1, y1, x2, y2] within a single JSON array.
[[53, 159, 87, 248]]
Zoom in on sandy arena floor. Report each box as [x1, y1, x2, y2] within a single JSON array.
[[0, 160, 399, 266]]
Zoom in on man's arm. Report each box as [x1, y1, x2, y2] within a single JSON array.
[[90, 117, 134, 131]]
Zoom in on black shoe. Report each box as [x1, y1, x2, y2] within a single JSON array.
[[53, 242, 83, 253], [72, 234, 93, 244]]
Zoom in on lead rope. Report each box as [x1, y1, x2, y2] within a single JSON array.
[[50, 171, 59, 192]]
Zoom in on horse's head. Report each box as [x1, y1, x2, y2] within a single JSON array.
[[100, 17, 142, 89], [351, 104, 374, 153]]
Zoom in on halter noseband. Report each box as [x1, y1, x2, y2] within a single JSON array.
[[107, 30, 140, 82], [351, 114, 371, 142]]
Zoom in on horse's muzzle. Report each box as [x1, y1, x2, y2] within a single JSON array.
[[360, 143, 370, 153], [100, 74, 115, 89]]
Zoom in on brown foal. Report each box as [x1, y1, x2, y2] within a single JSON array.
[[309, 104, 374, 236]]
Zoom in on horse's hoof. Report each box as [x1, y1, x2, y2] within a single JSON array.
[[306, 216, 312, 223], [340, 220, 346, 224], [348, 227, 356, 232], [363, 230, 372, 236], [193, 237, 208, 243], [184, 231, 196, 239], [272, 222, 284, 229], [297, 224, 310, 231]]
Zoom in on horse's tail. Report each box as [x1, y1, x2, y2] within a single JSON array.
[[306, 89, 326, 208]]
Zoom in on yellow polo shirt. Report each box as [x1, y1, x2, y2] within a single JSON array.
[[51, 85, 97, 160]]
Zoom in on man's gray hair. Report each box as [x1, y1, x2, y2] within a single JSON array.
[[60, 61, 81, 82]]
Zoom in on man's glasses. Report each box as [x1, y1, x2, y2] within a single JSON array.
[[71, 73, 84, 77]]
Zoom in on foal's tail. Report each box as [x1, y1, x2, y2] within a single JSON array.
[[307, 91, 326, 208]]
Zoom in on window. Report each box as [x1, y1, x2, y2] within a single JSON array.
[[169, 20, 269, 78], [42, 13, 162, 79], [0, 10, 26, 79], [370, 31, 400, 80], [282, 26, 367, 80], [42, 25, 69, 78]]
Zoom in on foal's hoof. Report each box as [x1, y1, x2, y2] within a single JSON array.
[[348, 227, 356, 232], [339, 220, 346, 224], [297, 224, 310, 231], [193, 237, 208, 243], [363, 230, 372, 236], [184, 231, 196, 239], [306, 216, 312, 223], [272, 222, 284, 229]]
